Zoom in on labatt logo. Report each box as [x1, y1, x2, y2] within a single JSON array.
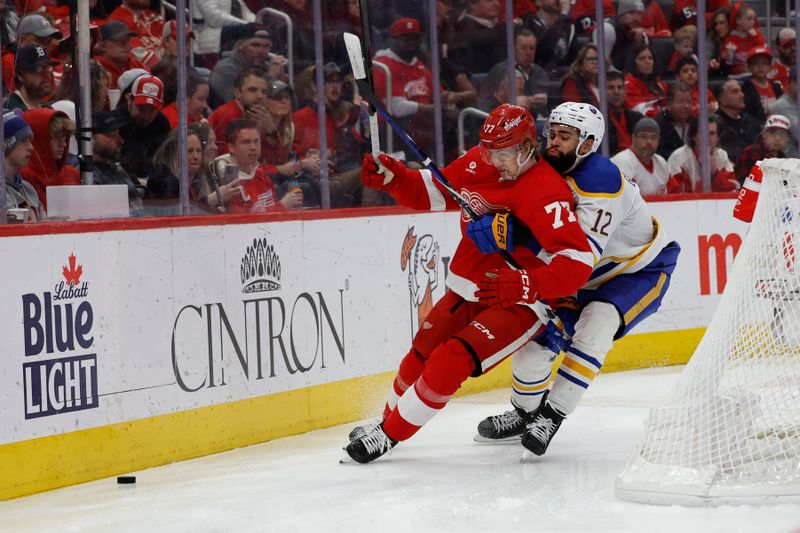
[[21, 254, 98, 419]]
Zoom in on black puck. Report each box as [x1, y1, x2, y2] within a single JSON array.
[[117, 475, 136, 484]]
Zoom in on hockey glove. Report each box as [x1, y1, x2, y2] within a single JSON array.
[[537, 320, 572, 355], [466, 213, 514, 253], [360, 153, 411, 192], [475, 268, 539, 308]]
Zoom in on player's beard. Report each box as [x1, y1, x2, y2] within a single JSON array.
[[543, 150, 577, 174]]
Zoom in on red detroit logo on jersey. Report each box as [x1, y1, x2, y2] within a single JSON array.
[[459, 189, 506, 220], [404, 78, 430, 99]]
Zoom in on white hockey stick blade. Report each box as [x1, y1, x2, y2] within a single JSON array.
[[343, 32, 366, 80]]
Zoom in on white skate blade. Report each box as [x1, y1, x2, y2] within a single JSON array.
[[473, 433, 522, 443], [339, 449, 354, 464], [520, 449, 535, 462]]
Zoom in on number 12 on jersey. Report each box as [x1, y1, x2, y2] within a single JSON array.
[[545, 201, 577, 229]]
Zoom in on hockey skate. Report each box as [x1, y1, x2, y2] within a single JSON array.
[[348, 420, 381, 441], [474, 406, 529, 442], [344, 424, 396, 464], [521, 401, 565, 456]]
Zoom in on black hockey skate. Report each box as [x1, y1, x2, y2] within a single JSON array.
[[345, 424, 397, 464], [521, 401, 565, 456], [348, 420, 380, 442], [474, 406, 529, 442]]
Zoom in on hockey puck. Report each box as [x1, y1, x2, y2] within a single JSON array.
[[117, 475, 136, 484]]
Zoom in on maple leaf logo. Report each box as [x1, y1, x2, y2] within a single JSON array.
[[63, 254, 83, 286]]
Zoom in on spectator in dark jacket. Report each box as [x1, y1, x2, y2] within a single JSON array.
[[92, 109, 145, 213], [605, 71, 644, 155], [713, 79, 763, 164], [116, 74, 171, 179], [654, 81, 692, 159]]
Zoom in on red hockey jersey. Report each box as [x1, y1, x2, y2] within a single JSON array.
[[386, 147, 594, 302]]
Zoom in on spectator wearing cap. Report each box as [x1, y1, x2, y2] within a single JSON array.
[[208, 23, 287, 107], [735, 114, 793, 184], [93, 21, 149, 89], [654, 81, 692, 160], [605, 70, 644, 154], [485, 29, 549, 117], [596, 0, 647, 72], [211, 118, 303, 213], [373, 18, 440, 156], [3, 110, 44, 222], [720, 3, 765, 77], [191, 0, 255, 68], [7, 45, 60, 111], [117, 74, 170, 179], [742, 46, 783, 123], [1, 14, 62, 93], [91, 109, 145, 213], [667, 115, 738, 193], [769, 28, 796, 92], [447, 0, 505, 74], [714, 79, 762, 163], [161, 71, 210, 129], [18, 108, 79, 211], [524, 0, 576, 78], [771, 70, 799, 144], [611, 117, 669, 195], [107, 0, 165, 67]]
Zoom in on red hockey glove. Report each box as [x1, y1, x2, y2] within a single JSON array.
[[475, 268, 539, 308], [360, 153, 414, 192]]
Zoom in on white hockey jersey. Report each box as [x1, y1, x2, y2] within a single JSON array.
[[564, 153, 669, 290], [611, 148, 670, 196]]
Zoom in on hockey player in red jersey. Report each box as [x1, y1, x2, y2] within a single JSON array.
[[343, 104, 594, 463]]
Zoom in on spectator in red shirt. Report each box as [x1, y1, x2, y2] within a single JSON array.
[[674, 56, 718, 115], [605, 70, 644, 155], [107, 0, 165, 67], [93, 21, 150, 89], [624, 43, 668, 117], [769, 27, 796, 91], [720, 3, 765, 77], [1, 14, 62, 93], [742, 46, 783, 123], [642, 0, 671, 37], [571, 0, 615, 35], [212, 118, 303, 213], [19, 108, 80, 211], [161, 71, 210, 129], [560, 43, 600, 108], [666, 24, 696, 75]]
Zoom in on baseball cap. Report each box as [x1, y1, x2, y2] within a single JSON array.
[[617, 0, 644, 15], [100, 20, 137, 41], [93, 110, 130, 134], [746, 46, 772, 62], [764, 114, 791, 133], [14, 45, 59, 74], [388, 18, 421, 37], [17, 14, 63, 39], [323, 62, 342, 80], [777, 27, 796, 46], [162, 20, 195, 40], [130, 75, 164, 109], [3, 109, 33, 153], [633, 117, 660, 135], [267, 79, 292, 98], [117, 68, 150, 93]]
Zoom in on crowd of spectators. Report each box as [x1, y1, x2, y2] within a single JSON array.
[[0, 0, 798, 223]]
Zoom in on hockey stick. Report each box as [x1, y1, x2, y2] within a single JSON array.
[[349, 3, 380, 160]]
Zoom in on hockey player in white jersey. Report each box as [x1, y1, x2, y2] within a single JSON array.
[[466, 102, 682, 456]]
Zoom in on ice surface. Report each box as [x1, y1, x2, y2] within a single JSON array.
[[2, 366, 800, 533]]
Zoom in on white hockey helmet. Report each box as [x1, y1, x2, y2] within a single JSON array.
[[545, 102, 605, 168]]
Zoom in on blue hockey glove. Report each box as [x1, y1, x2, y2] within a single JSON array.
[[466, 212, 514, 254]]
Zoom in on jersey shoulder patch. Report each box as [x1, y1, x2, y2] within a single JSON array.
[[565, 154, 624, 198]]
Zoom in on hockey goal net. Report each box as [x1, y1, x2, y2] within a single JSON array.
[[616, 158, 800, 506]]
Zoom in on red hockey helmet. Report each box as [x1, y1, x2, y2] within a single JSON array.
[[479, 104, 536, 150]]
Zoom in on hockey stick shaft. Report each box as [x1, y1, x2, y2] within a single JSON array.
[[355, 0, 381, 158]]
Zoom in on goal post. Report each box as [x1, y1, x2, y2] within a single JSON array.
[[615, 158, 800, 506]]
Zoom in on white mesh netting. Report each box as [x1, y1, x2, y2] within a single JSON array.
[[615, 158, 800, 506]]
